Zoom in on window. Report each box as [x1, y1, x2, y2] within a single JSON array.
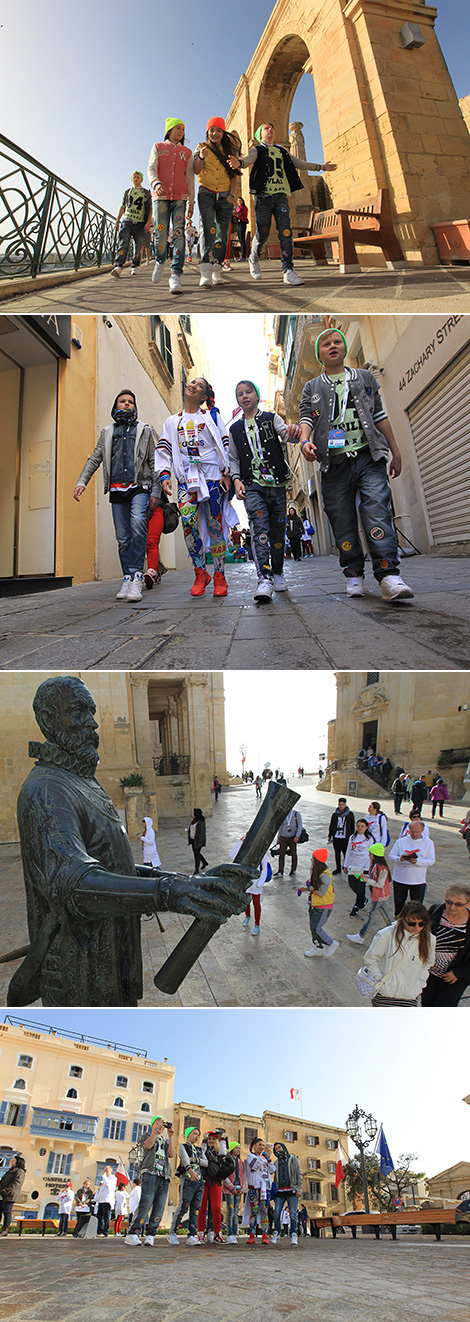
[[69, 1066, 83, 1079], [308, 1159, 321, 1170], [141, 1103, 150, 1113], [115, 1076, 128, 1089], [132, 1122, 150, 1144], [103, 1118, 127, 1142], [307, 1136, 319, 1146], [366, 673, 379, 686], [330, 1184, 339, 1202], [13, 1079, 26, 1090], [184, 1116, 201, 1133], [284, 1130, 297, 1142], [181, 364, 187, 399], [328, 1162, 336, 1174], [150, 316, 174, 380], [326, 1140, 337, 1150], [66, 1089, 77, 1100], [244, 1127, 258, 1147], [0, 1102, 27, 1128], [179, 315, 191, 335], [17, 1055, 33, 1069], [114, 1098, 124, 1108], [309, 1181, 321, 1201], [59, 1117, 73, 1130], [46, 1153, 72, 1177], [142, 1082, 154, 1094]]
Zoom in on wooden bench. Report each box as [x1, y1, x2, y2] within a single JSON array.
[[339, 1208, 456, 1241], [292, 189, 406, 273], [16, 1217, 62, 1236], [311, 1215, 344, 1237]]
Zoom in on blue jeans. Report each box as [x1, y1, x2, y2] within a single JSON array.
[[170, 1176, 204, 1238], [130, 1171, 169, 1236], [274, 1194, 298, 1235], [111, 490, 149, 576], [321, 451, 399, 580], [252, 192, 293, 272], [153, 199, 186, 272], [115, 219, 145, 269], [198, 187, 234, 265], [359, 898, 392, 938], [244, 484, 286, 580], [225, 1192, 241, 1237]]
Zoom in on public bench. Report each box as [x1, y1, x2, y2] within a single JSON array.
[[292, 189, 406, 273], [338, 1208, 456, 1241], [16, 1217, 62, 1236], [311, 1215, 343, 1237]]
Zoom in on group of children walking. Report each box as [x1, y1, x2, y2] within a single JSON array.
[[112, 116, 337, 291], [74, 329, 413, 608]]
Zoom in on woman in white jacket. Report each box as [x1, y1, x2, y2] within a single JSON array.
[[362, 902, 436, 1006], [96, 1166, 117, 1238]]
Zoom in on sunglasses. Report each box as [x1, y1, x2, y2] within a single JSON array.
[[405, 919, 426, 928]]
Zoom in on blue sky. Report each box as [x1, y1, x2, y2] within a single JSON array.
[[2, 1008, 468, 1179], [1, 0, 469, 214]]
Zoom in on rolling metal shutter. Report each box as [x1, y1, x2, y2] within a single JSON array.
[[407, 343, 470, 544]]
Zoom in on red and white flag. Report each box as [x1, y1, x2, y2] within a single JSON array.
[[290, 1088, 301, 1100], [115, 1159, 129, 1187], [335, 1143, 347, 1189]]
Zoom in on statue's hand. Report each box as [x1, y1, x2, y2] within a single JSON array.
[[164, 864, 254, 922]]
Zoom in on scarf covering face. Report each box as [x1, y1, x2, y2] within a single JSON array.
[[274, 1143, 291, 1190]]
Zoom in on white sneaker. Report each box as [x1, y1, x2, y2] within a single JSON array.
[[252, 924, 260, 935], [169, 272, 182, 294], [323, 939, 340, 958], [127, 572, 144, 602], [152, 262, 163, 284], [347, 932, 365, 944], [212, 266, 223, 285], [186, 1235, 201, 1245], [111, 265, 122, 278], [207, 1230, 214, 1242], [199, 263, 212, 287], [144, 1235, 154, 1246], [346, 576, 365, 597], [271, 1231, 280, 1243], [380, 574, 414, 601], [304, 947, 323, 957], [242, 915, 250, 926], [248, 253, 261, 280], [291, 1233, 298, 1245], [125, 1234, 142, 1245], [283, 269, 304, 285], [166, 1233, 179, 1245], [254, 578, 273, 603], [131, 267, 138, 276], [272, 574, 287, 592], [227, 1235, 238, 1244], [116, 575, 132, 599]]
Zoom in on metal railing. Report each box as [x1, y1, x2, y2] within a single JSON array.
[[153, 755, 190, 776], [0, 134, 117, 279]]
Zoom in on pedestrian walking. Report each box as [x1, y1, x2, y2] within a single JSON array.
[[188, 809, 208, 874], [193, 119, 241, 286], [302, 517, 315, 555], [229, 380, 301, 603], [275, 806, 303, 877], [430, 778, 449, 818], [156, 376, 236, 598], [271, 1142, 302, 1245], [73, 390, 160, 603], [359, 902, 435, 1006], [241, 849, 271, 936], [57, 1181, 74, 1237], [255, 775, 263, 799], [233, 196, 248, 259], [343, 817, 375, 916], [422, 885, 470, 1006], [347, 843, 393, 944], [365, 801, 389, 845], [389, 818, 435, 915], [141, 817, 161, 868], [411, 775, 427, 812], [96, 1166, 117, 1237], [286, 506, 304, 561], [301, 847, 339, 959], [392, 773, 408, 815], [299, 329, 414, 601], [112, 171, 152, 277], [114, 1185, 128, 1235], [148, 118, 194, 294], [212, 776, 222, 803], [0, 1155, 26, 1237], [328, 797, 355, 873]]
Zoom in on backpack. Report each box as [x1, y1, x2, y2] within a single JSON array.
[[378, 812, 391, 846]]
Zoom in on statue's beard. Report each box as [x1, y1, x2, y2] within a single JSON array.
[[29, 730, 100, 779]]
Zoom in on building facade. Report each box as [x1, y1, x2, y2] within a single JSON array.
[[0, 313, 210, 591], [0, 669, 227, 842], [426, 1162, 470, 1204], [270, 313, 470, 557]]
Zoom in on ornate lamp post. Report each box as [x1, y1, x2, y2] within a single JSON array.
[[345, 1104, 377, 1213]]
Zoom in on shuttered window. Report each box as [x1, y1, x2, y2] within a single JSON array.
[[407, 343, 470, 544]]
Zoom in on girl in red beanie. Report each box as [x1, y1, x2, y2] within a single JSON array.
[[193, 118, 241, 287], [299, 848, 339, 959]]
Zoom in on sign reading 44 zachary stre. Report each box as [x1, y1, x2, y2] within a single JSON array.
[[397, 314, 463, 391]]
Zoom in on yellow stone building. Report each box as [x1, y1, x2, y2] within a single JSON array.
[[0, 313, 210, 590], [0, 1020, 349, 1225], [323, 670, 470, 797], [426, 1162, 470, 1204], [270, 313, 470, 555], [0, 670, 227, 842]]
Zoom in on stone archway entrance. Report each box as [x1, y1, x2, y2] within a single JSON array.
[[226, 0, 470, 266]]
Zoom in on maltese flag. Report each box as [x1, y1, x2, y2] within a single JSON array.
[[290, 1088, 301, 1100], [335, 1144, 347, 1189]]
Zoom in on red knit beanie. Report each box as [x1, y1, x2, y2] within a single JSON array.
[[207, 116, 225, 132]]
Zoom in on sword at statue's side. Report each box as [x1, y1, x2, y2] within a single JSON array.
[[154, 779, 300, 995]]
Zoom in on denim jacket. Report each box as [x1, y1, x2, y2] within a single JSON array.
[[299, 369, 388, 472]]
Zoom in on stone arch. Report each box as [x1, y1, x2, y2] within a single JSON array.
[[226, 0, 470, 266]]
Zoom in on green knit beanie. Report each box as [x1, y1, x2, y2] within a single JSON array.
[[314, 329, 348, 363]]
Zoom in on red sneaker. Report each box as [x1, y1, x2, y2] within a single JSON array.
[[246, 1233, 256, 1245], [213, 571, 228, 597], [262, 1233, 270, 1245], [191, 568, 211, 597]]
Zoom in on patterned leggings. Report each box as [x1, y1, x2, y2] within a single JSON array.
[[248, 1188, 269, 1232], [177, 480, 226, 571]]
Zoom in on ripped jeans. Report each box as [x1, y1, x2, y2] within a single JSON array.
[[153, 199, 186, 272], [252, 192, 293, 272]]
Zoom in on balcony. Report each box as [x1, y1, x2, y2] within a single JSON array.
[[30, 1108, 98, 1142], [153, 754, 190, 777]]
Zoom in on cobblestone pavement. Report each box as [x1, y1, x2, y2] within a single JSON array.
[[2, 258, 470, 314], [0, 555, 469, 671], [0, 1233, 469, 1322], [1, 780, 468, 1008]]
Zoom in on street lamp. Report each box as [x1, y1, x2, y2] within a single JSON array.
[[345, 1104, 377, 1213]]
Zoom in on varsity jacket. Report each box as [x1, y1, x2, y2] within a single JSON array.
[[299, 369, 389, 471], [76, 423, 161, 497], [228, 410, 289, 485]]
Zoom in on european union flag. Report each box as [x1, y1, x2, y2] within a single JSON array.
[[376, 1126, 394, 1175]]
